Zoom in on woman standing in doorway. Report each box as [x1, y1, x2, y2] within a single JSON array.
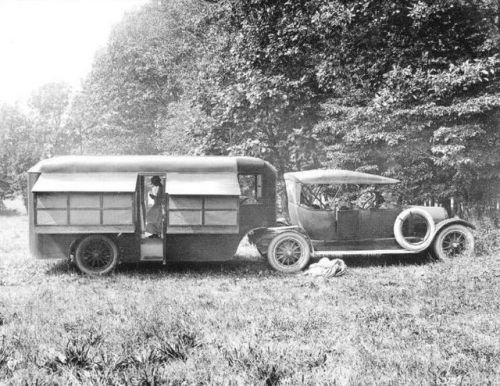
[[146, 176, 163, 238]]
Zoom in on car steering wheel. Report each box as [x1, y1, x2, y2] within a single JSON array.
[[358, 192, 376, 209]]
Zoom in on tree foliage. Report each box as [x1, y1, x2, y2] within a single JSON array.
[[71, 0, 211, 154], [315, 0, 500, 207], [28, 82, 74, 156], [193, 0, 500, 208], [0, 104, 40, 198], [3, 0, 498, 210], [193, 0, 349, 172], [0, 82, 74, 199]]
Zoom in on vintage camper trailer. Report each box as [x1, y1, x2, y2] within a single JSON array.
[[28, 156, 276, 274]]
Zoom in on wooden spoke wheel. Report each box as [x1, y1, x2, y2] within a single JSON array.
[[267, 232, 310, 273], [432, 225, 474, 260], [75, 235, 118, 275]]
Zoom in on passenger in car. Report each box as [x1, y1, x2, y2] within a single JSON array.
[[356, 189, 375, 209], [337, 197, 351, 210], [379, 190, 398, 209]]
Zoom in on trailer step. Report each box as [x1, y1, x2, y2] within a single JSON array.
[[140, 238, 163, 260]]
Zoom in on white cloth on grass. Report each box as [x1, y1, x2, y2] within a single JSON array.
[[304, 257, 347, 278]]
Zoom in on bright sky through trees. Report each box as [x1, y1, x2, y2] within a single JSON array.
[[0, 0, 148, 104]]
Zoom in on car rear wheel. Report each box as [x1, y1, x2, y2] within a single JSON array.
[[75, 235, 118, 275], [267, 232, 310, 273], [432, 225, 474, 260]]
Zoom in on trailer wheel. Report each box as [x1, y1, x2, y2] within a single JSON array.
[[267, 232, 310, 273], [75, 235, 118, 275], [432, 224, 474, 261]]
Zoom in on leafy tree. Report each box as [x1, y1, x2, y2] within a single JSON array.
[[315, 0, 500, 211], [28, 81, 74, 156], [193, 0, 349, 173], [0, 82, 75, 204], [54, 0, 500, 215], [195, 0, 500, 212], [71, 0, 210, 155], [0, 104, 41, 200]]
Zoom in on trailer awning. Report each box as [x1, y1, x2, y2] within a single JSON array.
[[32, 173, 138, 192], [166, 173, 241, 196]]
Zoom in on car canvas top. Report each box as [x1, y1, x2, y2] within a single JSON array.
[[284, 169, 399, 185]]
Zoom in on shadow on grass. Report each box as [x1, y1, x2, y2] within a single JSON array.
[[341, 252, 434, 268], [45, 252, 434, 278], [44, 257, 274, 278], [45, 259, 79, 276], [118, 259, 274, 277]]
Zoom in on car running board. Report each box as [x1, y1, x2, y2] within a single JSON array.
[[312, 249, 421, 257]]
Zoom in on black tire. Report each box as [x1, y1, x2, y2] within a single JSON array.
[[267, 231, 310, 273], [432, 225, 474, 260], [75, 235, 119, 275]]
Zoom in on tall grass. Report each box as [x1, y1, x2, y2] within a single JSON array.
[[471, 218, 500, 256], [0, 215, 499, 385]]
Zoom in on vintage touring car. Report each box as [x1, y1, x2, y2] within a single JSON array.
[[250, 169, 475, 272], [28, 156, 475, 274]]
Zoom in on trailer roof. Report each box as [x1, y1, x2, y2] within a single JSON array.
[[29, 155, 269, 174]]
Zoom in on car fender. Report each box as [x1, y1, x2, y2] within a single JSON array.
[[433, 218, 476, 237], [246, 226, 312, 256]]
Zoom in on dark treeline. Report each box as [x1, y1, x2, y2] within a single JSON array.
[[1, 0, 499, 217]]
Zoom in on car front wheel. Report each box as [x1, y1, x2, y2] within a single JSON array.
[[432, 225, 474, 260], [267, 232, 311, 273], [75, 235, 119, 275]]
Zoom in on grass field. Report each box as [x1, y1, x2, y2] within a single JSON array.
[[0, 215, 499, 385]]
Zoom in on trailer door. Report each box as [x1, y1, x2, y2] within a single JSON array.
[[162, 172, 242, 261]]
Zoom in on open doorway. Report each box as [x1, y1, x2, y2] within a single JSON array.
[[138, 174, 166, 260]]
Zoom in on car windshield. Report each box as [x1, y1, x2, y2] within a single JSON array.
[[300, 184, 398, 210]]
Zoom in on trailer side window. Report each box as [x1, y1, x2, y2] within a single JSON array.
[[168, 196, 238, 226], [238, 174, 263, 205], [35, 192, 133, 226], [69, 194, 101, 225], [204, 197, 238, 225], [36, 193, 68, 225], [168, 197, 203, 226]]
